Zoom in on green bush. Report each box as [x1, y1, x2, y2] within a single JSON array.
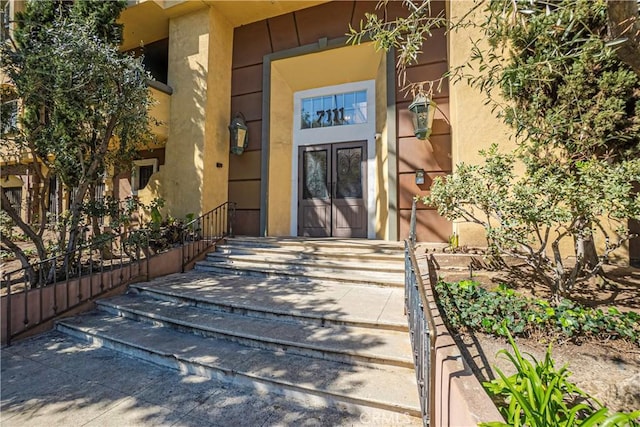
[[481, 329, 640, 427], [434, 280, 640, 345]]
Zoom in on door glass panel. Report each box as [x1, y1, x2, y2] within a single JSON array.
[[335, 147, 362, 199], [303, 150, 329, 199]]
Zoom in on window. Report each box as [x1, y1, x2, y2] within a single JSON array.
[[301, 90, 367, 129], [94, 180, 105, 204], [132, 159, 158, 194], [1, 99, 18, 135], [3, 186, 22, 218], [1, 1, 10, 43], [126, 39, 169, 84]]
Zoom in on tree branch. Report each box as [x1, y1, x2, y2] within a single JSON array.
[[1, 191, 47, 261]]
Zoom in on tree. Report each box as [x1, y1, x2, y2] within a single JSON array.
[[352, 0, 640, 299], [1, 0, 153, 276]]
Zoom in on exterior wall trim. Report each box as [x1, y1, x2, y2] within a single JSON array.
[[260, 36, 394, 237], [260, 36, 352, 236], [290, 80, 377, 238], [386, 50, 398, 241]]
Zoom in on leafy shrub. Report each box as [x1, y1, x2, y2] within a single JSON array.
[[481, 329, 640, 427], [435, 280, 640, 345]]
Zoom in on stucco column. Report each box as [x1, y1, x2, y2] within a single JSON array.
[[202, 6, 233, 213], [164, 9, 210, 218], [447, 2, 512, 247]]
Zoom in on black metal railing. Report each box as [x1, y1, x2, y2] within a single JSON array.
[[180, 201, 235, 270], [1, 201, 235, 346], [2, 229, 150, 346], [405, 198, 437, 426]]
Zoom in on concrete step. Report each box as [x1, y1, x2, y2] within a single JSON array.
[[97, 293, 413, 368], [194, 259, 403, 287], [214, 244, 404, 263], [56, 312, 421, 417], [206, 251, 404, 273], [225, 236, 404, 255], [129, 272, 408, 332], [196, 237, 405, 287]]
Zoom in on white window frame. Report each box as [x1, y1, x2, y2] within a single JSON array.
[[132, 158, 158, 194], [1, 99, 19, 135], [1, 1, 11, 42], [291, 80, 377, 238]]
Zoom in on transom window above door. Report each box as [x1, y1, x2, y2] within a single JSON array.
[[300, 90, 367, 129]]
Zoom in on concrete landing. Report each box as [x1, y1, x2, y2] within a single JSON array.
[[132, 271, 408, 330]]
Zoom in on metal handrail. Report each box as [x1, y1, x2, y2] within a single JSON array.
[[2, 201, 236, 346], [180, 201, 235, 271], [405, 198, 437, 426]]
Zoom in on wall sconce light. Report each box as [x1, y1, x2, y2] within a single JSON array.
[[229, 112, 249, 155], [415, 169, 425, 185], [408, 93, 437, 140]]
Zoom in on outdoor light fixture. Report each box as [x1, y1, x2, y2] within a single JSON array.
[[415, 169, 425, 185], [408, 93, 437, 140], [229, 112, 248, 155]]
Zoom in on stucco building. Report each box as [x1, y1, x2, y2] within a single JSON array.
[[2, 0, 638, 264], [114, 0, 454, 243]]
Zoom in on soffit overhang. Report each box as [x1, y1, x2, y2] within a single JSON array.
[[120, 0, 330, 51]]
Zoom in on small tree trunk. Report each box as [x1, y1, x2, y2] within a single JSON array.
[[1, 191, 48, 263], [87, 184, 99, 237], [574, 219, 602, 275], [608, 0, 640, 76], [1, 237, 37, 287], [551, 238, 566, 299]]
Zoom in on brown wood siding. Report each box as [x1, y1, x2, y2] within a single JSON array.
[[228, 181, 261, 210], [399, 208, 450, 242], [231, 64, 263, 96], [229, 151, 261, 181], [293, 2, 356, 45], [138, 148, 166, 167], [395, 1, 451, 242], [229, 0, 452, 241], [229, 1, 378, 236], [233, 210, 261, 236], [398, 135, 451, 174]]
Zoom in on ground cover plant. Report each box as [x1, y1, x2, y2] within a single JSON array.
[[435, 277, 640, 423], [435, 279, 639, 346]]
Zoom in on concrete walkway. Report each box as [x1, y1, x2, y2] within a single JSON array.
[[1, 331, 414, 426]]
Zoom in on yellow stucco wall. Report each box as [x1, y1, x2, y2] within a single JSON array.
[[138, 6, 232, 220], [447, 3, 630, 263], [267, 66, 294, 236], [266, 43, 386, 237], [202, 7, 232, 213], [0, 175, 23, 188], [162, 9, 210, 219], [375, 54, 389, 240], [149, 87, 171, 143], [448, 2, 513, 248]]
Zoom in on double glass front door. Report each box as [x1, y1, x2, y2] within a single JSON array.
[[298, 141, 367, 237]]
